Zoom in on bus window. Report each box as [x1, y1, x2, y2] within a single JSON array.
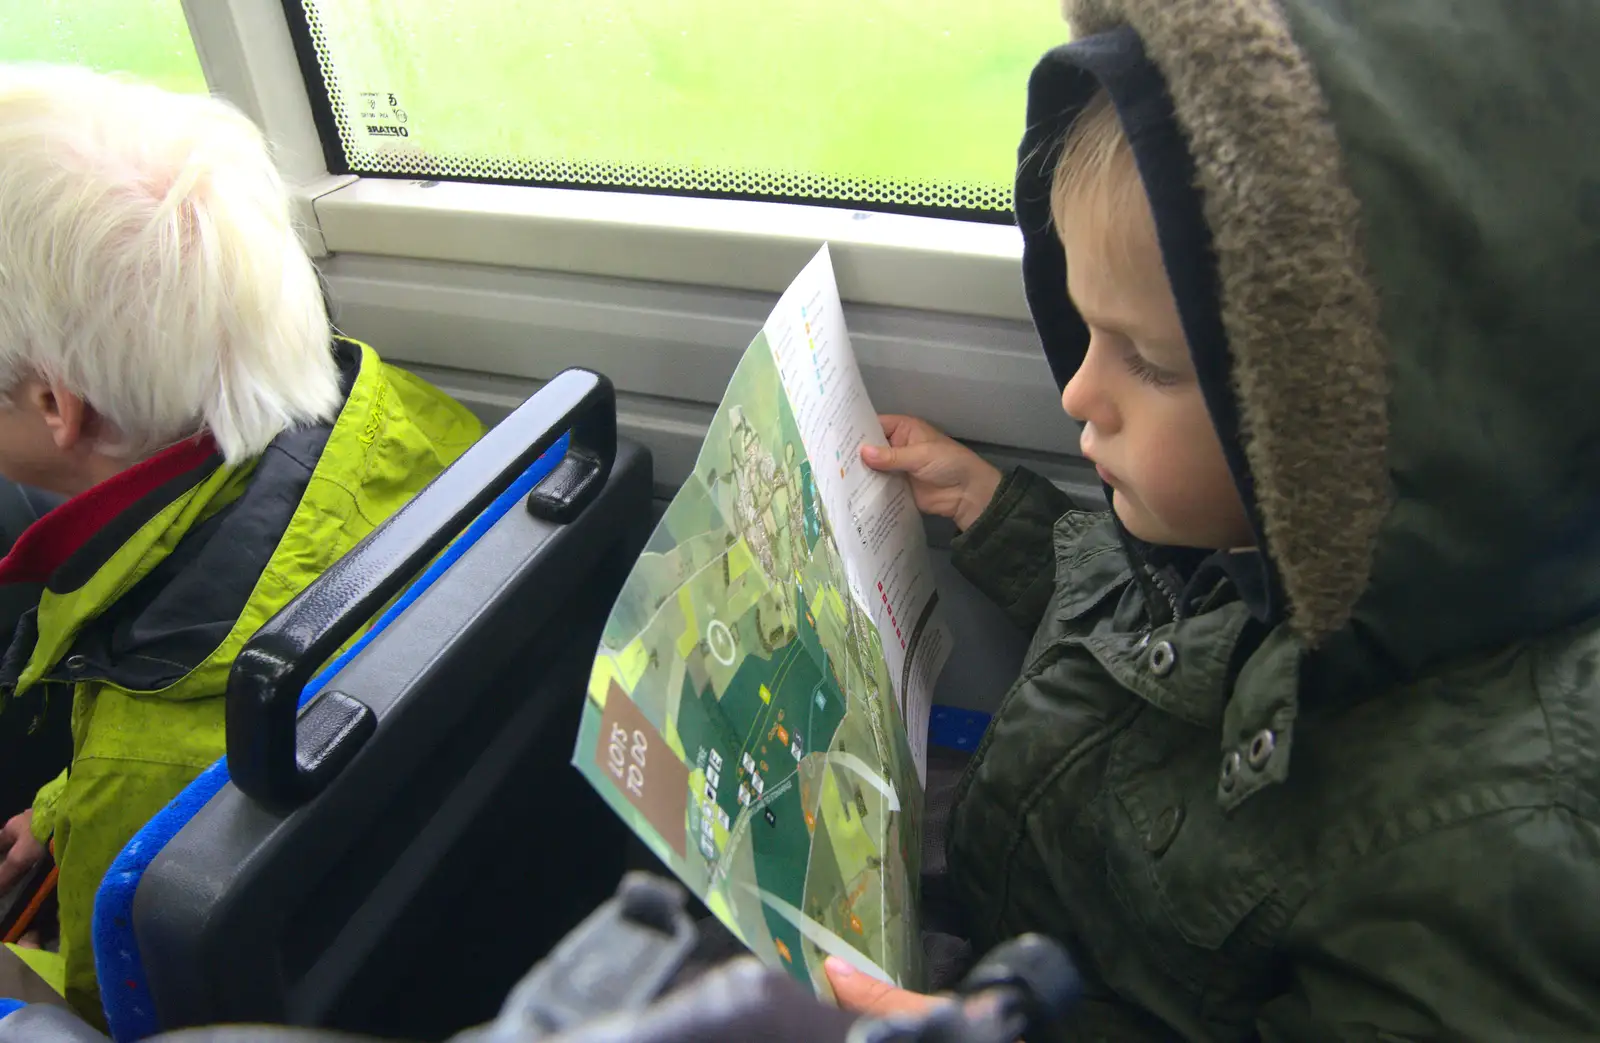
[[0, 0, 205, 93], [283, 0, 1063, 221]]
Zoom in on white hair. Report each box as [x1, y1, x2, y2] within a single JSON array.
[[0, 64, 341, 464]]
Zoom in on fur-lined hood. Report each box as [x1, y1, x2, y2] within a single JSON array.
[[1021, 0, 1600, 681]]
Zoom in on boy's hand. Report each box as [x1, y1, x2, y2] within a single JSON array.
[[0, 810, 44, 895], [824, 956, 946, 1018], [861, 415, 1003, 532]]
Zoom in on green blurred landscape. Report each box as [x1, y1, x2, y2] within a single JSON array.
[[2, 0, 1067, 210]]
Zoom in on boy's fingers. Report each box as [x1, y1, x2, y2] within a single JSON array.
[[877, 414, 916, 441], [824, 957, 941, 1017], [880, 414, 944, 449]]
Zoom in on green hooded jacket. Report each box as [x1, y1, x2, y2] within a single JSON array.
[[0, 338, 482, 1021], [946, 1, 1600, 1039]]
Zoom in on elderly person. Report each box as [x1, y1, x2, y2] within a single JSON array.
[[0, 64, 482, 1021]]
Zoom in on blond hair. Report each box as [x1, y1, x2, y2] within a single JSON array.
[[1050, 88, 1144, 246], [0, 64, 341, 464]]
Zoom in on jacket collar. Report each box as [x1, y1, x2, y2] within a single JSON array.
[[0, 341, 360, 697], [0, 435, 220, 591], [1091, 515, 1297, 813]]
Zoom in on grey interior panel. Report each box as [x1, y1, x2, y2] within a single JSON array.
[[321, 253, 1079, 459]]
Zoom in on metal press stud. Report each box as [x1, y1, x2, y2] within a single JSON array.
[[1248, 729, 1276, 770], [1149, 641, 1177, 677]]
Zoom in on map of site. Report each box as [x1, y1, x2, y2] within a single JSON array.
[[576, 248, 949, 996]]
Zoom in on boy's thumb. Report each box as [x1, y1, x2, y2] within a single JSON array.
[[824, 957, 916, 1016], [861, 443, 920, 474]]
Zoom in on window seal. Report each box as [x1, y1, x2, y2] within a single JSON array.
[[312, 177, 1028, 319], [272, 0, 349, 177]]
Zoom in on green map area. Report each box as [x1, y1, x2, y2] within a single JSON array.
[[577, 332, 924, 994]]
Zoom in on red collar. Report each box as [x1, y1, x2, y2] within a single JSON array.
[[0, 435, 220, 586]]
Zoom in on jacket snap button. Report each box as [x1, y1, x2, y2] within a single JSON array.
[[1145, 805, 1185, 855], [64, 654, 88, 674], [1149, 640, 1177, 677], [1220, 751, 1242, 792], [1248, 729, 1276, 770]]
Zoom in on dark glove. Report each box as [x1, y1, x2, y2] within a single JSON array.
[[143, 961, 854, 1043], [538, 957, 855, 1043]]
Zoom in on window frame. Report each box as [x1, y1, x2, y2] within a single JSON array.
[[180, 0, 1031, 319], [274, 0, 1024, 227]]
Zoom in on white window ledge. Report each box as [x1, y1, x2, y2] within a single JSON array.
[[310, 177, 1030, 321]]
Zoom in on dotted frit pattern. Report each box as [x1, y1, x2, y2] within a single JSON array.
[[297, 4, 1011, 214]]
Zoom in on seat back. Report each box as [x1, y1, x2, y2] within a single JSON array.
[[107, 370, 652, 1041]]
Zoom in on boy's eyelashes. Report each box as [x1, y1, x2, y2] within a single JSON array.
[[1114, 339, 1185, 389]]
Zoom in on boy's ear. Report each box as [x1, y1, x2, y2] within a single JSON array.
[[25, 380, 91, 451]]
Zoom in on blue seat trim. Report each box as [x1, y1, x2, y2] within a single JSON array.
[[927, 705, 992, 753], [0, 998, 23, 1021], [92, 437, 568, 1041]]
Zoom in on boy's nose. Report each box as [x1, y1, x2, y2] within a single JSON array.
[[1061, 361, 1118, 434]]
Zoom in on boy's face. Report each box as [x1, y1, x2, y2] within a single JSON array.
[[1058, 188, 1254, 551]]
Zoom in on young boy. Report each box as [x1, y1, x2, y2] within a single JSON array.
[[827, 0, 1600, 1038], [0, 65, 483, 1019]]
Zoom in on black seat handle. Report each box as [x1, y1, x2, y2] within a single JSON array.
[[227, 368, 617, 814]]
